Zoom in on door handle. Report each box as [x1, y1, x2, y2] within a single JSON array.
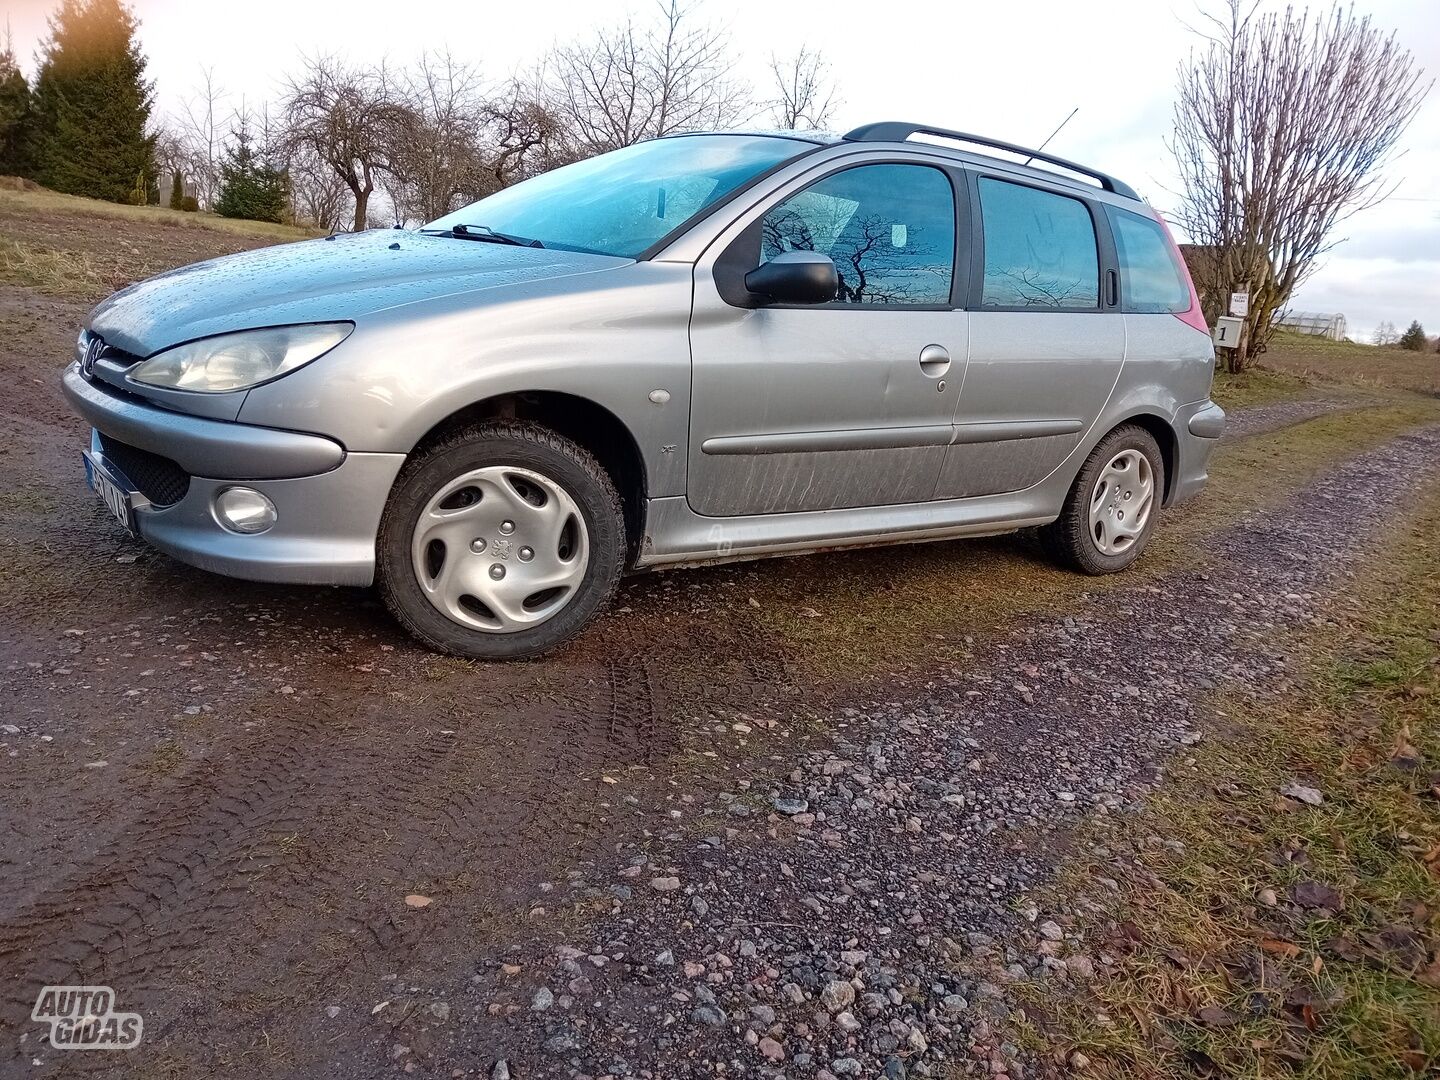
[[918, 344, 951, 377]]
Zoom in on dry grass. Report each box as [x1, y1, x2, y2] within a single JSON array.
[[0, 237, 109, 297], [1011, 492, 1440, 1079], [0, 185, 320, 243], [1261, 331, 1440, 397], [1211, 365, 1316, 410]]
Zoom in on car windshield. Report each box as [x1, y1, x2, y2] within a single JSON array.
[[424, 134, 814, 259]]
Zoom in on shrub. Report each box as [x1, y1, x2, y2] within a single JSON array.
[[179, 195, 198, 213], [168, 172, 182, 211]]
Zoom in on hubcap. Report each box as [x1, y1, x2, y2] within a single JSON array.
[[411, 466, 589, 634], [1088, 450, 1154, 556]]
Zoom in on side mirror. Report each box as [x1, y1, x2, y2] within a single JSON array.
[[743, 251, 838, 305]]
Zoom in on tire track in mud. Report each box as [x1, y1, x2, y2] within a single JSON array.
[[0, 639, 700, 1067]]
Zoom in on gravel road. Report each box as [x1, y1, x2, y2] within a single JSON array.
[[383, 423, 1440, 1080]]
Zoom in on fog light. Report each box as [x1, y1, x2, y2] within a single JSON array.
[[214, 486, 277, 534]]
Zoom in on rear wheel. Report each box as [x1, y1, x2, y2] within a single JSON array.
[[1042, 424, 1164, 575], [377, 421, 625, 660]]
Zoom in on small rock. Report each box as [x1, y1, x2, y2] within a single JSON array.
[[1038, 920, 1064, 941], [650, 876, 682, 892], [820, 980, 856, 1011], [758, 1036, 785, 1062], [325, 1005, 341, 1019], [691, 1003, 726, 1027], [492, 1062, 511, 1080], [1281, 782, 1324, 806], [532, 987, 554, 1012], [404, 894, 433, 908], [773, 796, 809, 815]]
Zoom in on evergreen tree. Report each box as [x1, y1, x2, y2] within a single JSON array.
[[0, 39, 30, 175], [28, 0, 155, 202], [1398, 320, 1427, 352], [214, 120, 287, 223]]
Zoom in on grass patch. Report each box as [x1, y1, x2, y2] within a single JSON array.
[[1262, 330, 1440, 397], [1158, 401, 1440, 555], [1012, 492, 1440, 1079], [0, 185, 320, 243], [1212, 365, 1314, 410], [754, 400, 1440, 681]]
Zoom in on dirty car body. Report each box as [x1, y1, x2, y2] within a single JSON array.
[[63, 122, 1222, 659]]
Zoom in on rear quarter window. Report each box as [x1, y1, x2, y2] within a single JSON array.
[[1109, 207, 1191, 314]]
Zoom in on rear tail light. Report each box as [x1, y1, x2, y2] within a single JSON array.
[[1156, 213, 1210, 336]]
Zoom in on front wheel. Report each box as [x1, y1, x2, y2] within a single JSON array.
[[376, 421, 625, 660], [1042, 425, 1164, 575]]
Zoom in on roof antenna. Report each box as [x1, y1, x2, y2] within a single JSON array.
[[1026, 108, 1078, 165]]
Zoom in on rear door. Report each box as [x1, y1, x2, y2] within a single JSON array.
[[936, 174, 1124, 499], [687, 160, 968, 516]]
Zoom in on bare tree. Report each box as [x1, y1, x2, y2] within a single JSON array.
[[383, 51, 488, 224], [1372, 320, 1399, 346], [281, 56, 412, 232], [766, 47, 840, 130], [171, 67, 228, 209], [1171, 1, 1429, 373], [482, 74, 572, 190], [545, 0, 749, 154], [287, 142, 351, 232]]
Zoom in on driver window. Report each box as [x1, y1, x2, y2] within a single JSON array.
[[759, 164, 956, 306]]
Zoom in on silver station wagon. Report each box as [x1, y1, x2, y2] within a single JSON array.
[[64, 122, 1223, 659]]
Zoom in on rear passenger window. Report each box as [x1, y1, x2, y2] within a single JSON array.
[[1110, 208, 1191, 313], [760, 164, 955, 306], [978, 178, 1099, 310]]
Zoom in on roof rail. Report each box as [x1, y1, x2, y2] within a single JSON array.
[[842, 122, 1140, 201]]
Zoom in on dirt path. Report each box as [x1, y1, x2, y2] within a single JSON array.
[[355, 423, 1440, 1080], [1221, 394, 1366, 439], [3, 417, 1435, 1078]]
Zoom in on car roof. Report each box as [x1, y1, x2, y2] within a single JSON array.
[[664, 123, 1145, 206]]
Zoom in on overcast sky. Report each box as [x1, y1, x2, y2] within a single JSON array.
[[6, 0, 1437, 339]]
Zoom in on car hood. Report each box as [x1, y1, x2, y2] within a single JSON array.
[[87, 229, 632, 357]]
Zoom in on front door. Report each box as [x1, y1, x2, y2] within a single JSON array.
[[936, 175, 1124, 499], [688, 161, 966, 517]]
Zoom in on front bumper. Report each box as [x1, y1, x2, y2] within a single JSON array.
[[86, 430, 403, 586], [67, 368, 403, 586]]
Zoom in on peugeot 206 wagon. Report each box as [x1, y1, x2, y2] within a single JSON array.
[[63, 121, 1224, 659]]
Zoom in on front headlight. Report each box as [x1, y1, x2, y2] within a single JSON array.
[[128, 323, 354, 393]]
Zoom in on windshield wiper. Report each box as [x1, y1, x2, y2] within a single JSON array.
[[423, 223, 544, 248]]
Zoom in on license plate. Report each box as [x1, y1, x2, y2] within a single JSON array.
[[83, 451, 135, 534]]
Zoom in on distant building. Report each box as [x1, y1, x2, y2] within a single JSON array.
[[1273, 310, 1347, 342]]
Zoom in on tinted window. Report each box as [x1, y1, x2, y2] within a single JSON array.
[[1110, 208, 1190, 313], [760, 164, 955, 306], [426, 135, 807, 259], [979, 178, 1099, 309]]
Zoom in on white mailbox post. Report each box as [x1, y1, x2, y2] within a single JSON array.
[[1213, 316, 1245, 349]]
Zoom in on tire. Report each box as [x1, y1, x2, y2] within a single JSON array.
[[376, 420, 625, 660], [1042, 424, 1165, 575]]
